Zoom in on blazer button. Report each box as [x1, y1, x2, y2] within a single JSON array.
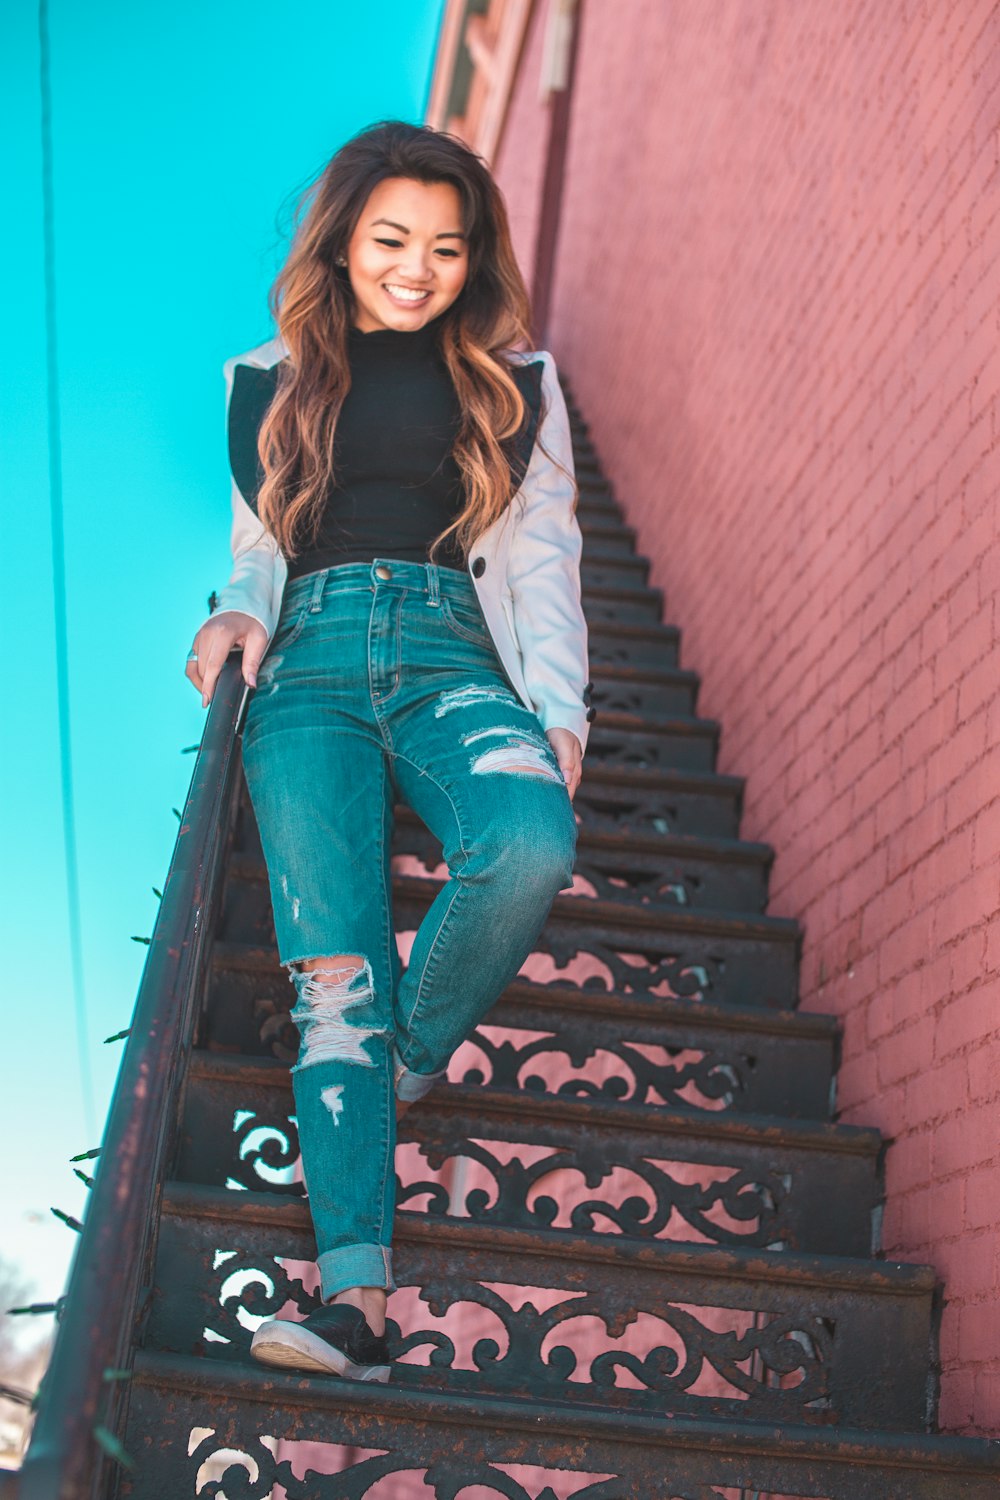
[[471, 556, 486, 577], [586, 706, 597, 722]]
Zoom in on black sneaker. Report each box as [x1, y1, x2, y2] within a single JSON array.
[[250, 1302, 392, 1382]]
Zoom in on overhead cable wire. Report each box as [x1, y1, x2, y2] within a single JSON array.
[[38, 0, 96, 1139]]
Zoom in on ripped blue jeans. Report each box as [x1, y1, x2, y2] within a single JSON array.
[[239, 558, 579, 1300]]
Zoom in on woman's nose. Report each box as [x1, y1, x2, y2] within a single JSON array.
[[395, 256, 434, 282]]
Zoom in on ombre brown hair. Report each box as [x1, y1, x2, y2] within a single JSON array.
[[256, 118, 575, 565]]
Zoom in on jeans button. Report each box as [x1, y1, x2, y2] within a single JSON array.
[[374, 564, 392, 580]]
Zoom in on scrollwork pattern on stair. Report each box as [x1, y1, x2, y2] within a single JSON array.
[[186, 1429, 673, 1499], [567, 856, 697, 907], [569, 785, 686, 836], [399, 1138, 789, 1248], [581, 730, 708, 771], [194, 1246, 832, 1422], [457, 1026, 747, 1108], [222, 1106, 793, 1250], [531, 927, 720, 1001]]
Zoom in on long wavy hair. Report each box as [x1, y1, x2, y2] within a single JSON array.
[[256, 119, 576, 565]]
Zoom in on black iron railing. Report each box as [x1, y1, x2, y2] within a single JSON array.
[[17, 656, 250, 1500]]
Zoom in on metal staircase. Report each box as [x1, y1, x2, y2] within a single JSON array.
[[19, 380, 1000, 1498]]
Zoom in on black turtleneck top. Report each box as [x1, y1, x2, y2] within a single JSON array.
[[285, 312, 467, 580]]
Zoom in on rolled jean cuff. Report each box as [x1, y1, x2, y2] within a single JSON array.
[[318, 1243, 395, 1299], [393, 1047, 448, 1102]]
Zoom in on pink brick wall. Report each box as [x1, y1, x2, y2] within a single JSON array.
[[495, 0, 1000, 1436], [491, 0, 552, 284]]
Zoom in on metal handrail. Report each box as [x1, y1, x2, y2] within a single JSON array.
[[17, 656, 250, 1499]]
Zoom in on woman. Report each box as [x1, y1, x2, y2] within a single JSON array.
[[185, 120, 592, 1385]]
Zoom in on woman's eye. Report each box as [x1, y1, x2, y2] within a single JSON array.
[[374, 237, 461, 259]]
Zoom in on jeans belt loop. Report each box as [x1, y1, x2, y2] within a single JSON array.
[[426, 561, 441, 608], [307, 567, 327, 613]]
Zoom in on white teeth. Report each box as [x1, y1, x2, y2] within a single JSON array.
[[384, 284, 431, 302]]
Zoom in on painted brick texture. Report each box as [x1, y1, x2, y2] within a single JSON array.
[[492, 0, 552, 284], [494, 0, 1000, 1436]]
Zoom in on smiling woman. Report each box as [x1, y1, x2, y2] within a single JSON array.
[[346, 177, 470, 330], [183, 118, 591, 1387]]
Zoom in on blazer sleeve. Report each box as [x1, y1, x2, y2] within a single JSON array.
[[505, 350, 591, 756], [197, 353, 284, 642]]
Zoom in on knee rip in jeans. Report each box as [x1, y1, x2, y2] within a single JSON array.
[[284, 956, 389, 1121], [469, 739, 566, 783]]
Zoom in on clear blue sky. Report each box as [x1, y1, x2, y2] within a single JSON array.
[[2, 0, 446, 1349]]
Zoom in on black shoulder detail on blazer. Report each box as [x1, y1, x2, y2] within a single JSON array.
[[504, 359, 545, 496], [228, 361, 282, 515], [227, 352, 545, 515]]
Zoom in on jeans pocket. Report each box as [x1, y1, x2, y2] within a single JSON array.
[[269, 596, 312, 650], [439, 595, 493, 646]]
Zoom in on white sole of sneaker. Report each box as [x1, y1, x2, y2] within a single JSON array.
[[250, 1320, 391, 1383]]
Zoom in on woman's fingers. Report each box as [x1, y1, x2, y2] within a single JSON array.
[[184, 613, 266, 706], [198, 634, 232, 707], [544, 727, 583, 802], [240, 622, 269, 689], [184, 651, 202, 693]]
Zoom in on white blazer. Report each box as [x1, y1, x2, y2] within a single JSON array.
[[202, 335, 593, 756]]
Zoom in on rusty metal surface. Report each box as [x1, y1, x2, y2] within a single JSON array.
[[343, 806, 775, 913], [120, 1351, 1000, 1500], [216, 867, 803, 1012], [22, 395, 1000, 1498], [16, 656, 249, 1500], [201, 957, 839, 1118], [569, 764, 746, 840], [176, 1055, 878, 1255], [145, 1183, 936, 1431]]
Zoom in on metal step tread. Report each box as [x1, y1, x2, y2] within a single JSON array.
[[160, 1180, 931, 1296], [574, 485, 619, 504], [576, 501, 622, 520], [578, 549, 650, 570], [586, 615, 681, 643], [398, 877, 800, 942], [581, 580, 661, 605], [233, 754, 743, 801], [199, 974, 840, 1119], [579, 661, 704, 691], [230, 821, 776, 875], [572, 759, 745, 795], [482, 976, 841, 1039], [579, 521, 638, 546], [147, 1188, 936, 1433], [209, 966, 833, 1039], [128, 1346, 1000, 1485], [187, 1051, 870, 1159], [213, 878, 802, 944], [398, 808, 776, 867], [583, 706, 721, 737]]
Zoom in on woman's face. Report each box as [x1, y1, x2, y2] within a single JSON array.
[[344, 176, 470, 334]]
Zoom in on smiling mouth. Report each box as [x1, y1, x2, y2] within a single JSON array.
[[383, 283, 432, 304]]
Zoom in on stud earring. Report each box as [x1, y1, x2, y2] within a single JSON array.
[[335, 255, 347, 266]]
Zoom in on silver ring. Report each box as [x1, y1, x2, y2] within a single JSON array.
[[186, 649, 198, 661]]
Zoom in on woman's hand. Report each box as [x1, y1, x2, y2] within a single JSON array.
[[545, 727, 583, 801], [185, 611, 269, 707]]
